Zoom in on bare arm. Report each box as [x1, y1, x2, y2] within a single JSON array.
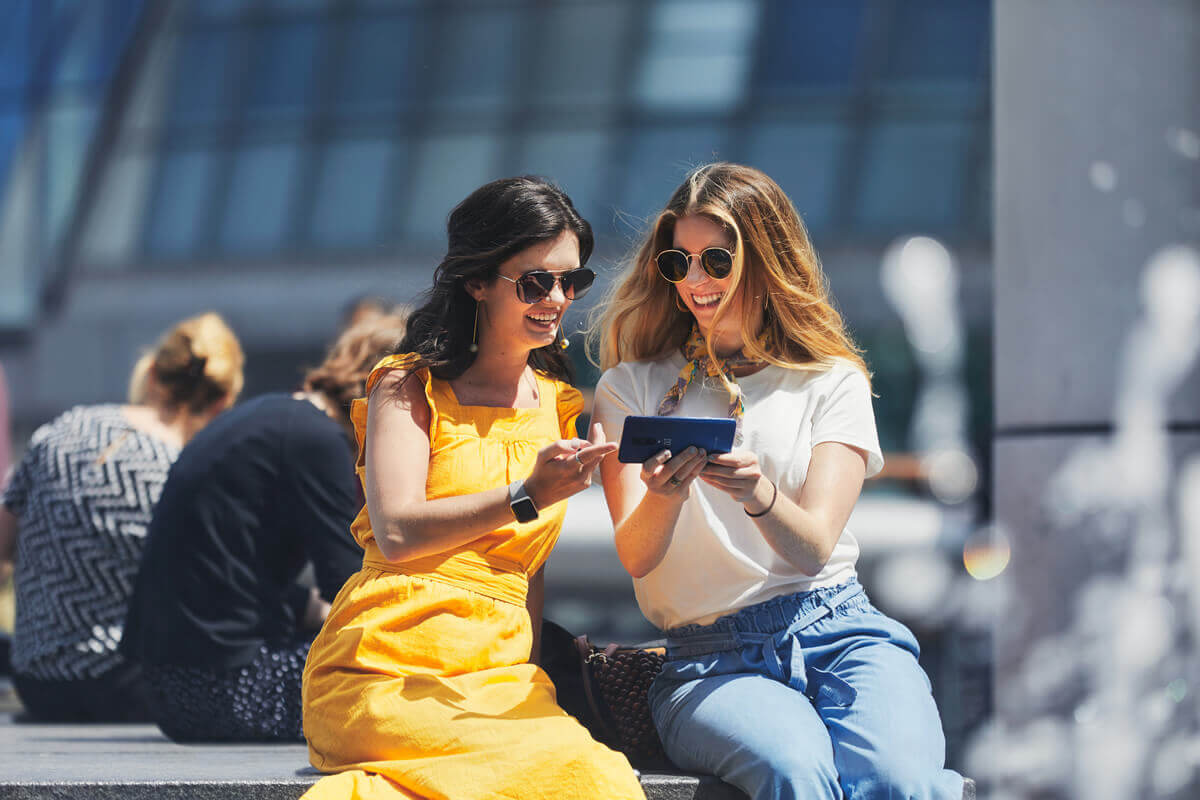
[[0, 504, 15, 573], [700, 442, 868, 575], [301, 586, 331, 630], [366, 370, 615, 563], [598, 443, 709, 578]]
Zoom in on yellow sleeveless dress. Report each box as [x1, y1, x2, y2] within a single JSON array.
[[301, 355, 645, 800]]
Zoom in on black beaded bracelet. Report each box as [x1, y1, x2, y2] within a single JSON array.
[[744, 479, 778, 518]]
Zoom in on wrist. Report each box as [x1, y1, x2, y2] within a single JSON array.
[[744, 478, 777, 518], [303, 588, 330, 629], [647, 487, 688, 507], [521, 475, 548, 510], [738, 475, 767, 507]]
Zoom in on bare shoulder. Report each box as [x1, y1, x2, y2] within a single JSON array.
[[369, 367, 432, 429]]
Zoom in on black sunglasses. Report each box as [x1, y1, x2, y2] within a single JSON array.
[[497, 267, 595, 304], [655, 247, 734, 283]]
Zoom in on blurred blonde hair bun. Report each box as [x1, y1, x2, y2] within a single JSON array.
[[128, 312, 245, 412]]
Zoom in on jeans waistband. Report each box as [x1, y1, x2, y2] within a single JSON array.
[[664, 579, 865, 659]]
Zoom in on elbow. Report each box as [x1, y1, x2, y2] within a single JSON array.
[[624, 561, 653, 580], [374, 532, 408, 563], [796, 529, 839, 576], [374, 531, 409, 563], [613, 520, 669, 579], [617, 546, 659, 579], [369, 508, 423, 563], [375, 523, 431, 563], [797, 560, 828, 578], [771, 518, 840, 576]]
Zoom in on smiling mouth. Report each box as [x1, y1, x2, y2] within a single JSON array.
[[690, 292, 725, 309], [526, 311, 560, 330]]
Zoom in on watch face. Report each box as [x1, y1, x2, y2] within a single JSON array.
[[511, 496, 538, 523]]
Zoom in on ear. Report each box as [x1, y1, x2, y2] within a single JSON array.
[[464, 278, 486, 303]]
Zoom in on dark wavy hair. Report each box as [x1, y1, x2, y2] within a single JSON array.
[[396, 176, 593, 384]]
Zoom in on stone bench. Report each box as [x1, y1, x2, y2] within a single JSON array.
[[0, 714, 745, 800], [0, 712, 973, 799]]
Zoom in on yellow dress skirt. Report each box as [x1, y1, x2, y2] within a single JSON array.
[[301, 357, 645, 800]]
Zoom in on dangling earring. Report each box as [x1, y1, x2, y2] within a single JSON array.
[[470, 302, 480, 353]]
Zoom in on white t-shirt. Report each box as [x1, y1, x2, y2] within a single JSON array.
[[593, 355, 883, 630]]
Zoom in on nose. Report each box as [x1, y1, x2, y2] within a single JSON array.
[[683, 254, 707, 285], [545, 279, 568, 304]]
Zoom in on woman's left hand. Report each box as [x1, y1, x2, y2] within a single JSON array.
[[700, 451, 768, 506]]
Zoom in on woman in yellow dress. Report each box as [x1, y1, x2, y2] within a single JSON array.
[[301, 177, 647, 800]]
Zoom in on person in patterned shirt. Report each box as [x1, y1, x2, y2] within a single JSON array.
[[0, 312, 243, 721]]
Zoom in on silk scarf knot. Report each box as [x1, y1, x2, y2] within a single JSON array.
[[656, 327, 765, 437]]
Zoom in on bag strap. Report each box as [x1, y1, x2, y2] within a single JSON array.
[[574, 635, 618, 742]]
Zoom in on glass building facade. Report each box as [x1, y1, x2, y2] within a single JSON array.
[[0, 0, 991, 449]]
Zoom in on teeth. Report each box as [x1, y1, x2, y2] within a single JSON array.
[[693, 293, 723, 305], [528, 313, 558, 322]]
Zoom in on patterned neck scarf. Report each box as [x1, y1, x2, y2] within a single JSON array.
[[657, 327, 766, 431]]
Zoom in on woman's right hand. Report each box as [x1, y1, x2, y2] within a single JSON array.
[[640, 446, 708, 498], [524, 422, 617, 508]]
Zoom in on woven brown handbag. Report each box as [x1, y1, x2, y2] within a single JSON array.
[[573, 635, 668, 765]]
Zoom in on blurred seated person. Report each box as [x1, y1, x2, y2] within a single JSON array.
[[121, 312, 406, 743], [0, 313, 244, 721], [340, 293, 398, 331]]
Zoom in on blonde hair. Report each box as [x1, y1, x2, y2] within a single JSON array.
[[591, 162, 869, 385], [128, 312, 245, 412], [302, 311, 408, 425]]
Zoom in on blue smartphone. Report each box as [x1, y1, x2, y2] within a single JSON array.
[[617, 416, 736, 464]]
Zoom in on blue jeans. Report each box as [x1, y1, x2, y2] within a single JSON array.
[[648, 579, 965, 800]]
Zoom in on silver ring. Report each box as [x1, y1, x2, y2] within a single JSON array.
[[573, 450, 584, 465], [668, 476, 682, 486]]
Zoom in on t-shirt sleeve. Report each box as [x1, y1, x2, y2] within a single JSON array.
[[811, 367, 884, 479], [283, 410, 364, 602], [592, 363, 642, 449]]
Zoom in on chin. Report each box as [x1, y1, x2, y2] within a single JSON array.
[[524, 333, 558, 351]]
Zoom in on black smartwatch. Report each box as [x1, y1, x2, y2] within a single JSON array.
[[508, 479, 539, 523]]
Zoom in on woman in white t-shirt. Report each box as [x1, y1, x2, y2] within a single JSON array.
[[592, 163, 965, 800]]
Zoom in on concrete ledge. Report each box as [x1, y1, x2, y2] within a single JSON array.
[[0, 778, 744, 800], [0, 715, 744, 799], [0, 776, 743, 800]]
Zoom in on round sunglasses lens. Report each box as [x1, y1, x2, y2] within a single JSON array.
[[656, 251, 690, 282], [701, 248, 733, 279]]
